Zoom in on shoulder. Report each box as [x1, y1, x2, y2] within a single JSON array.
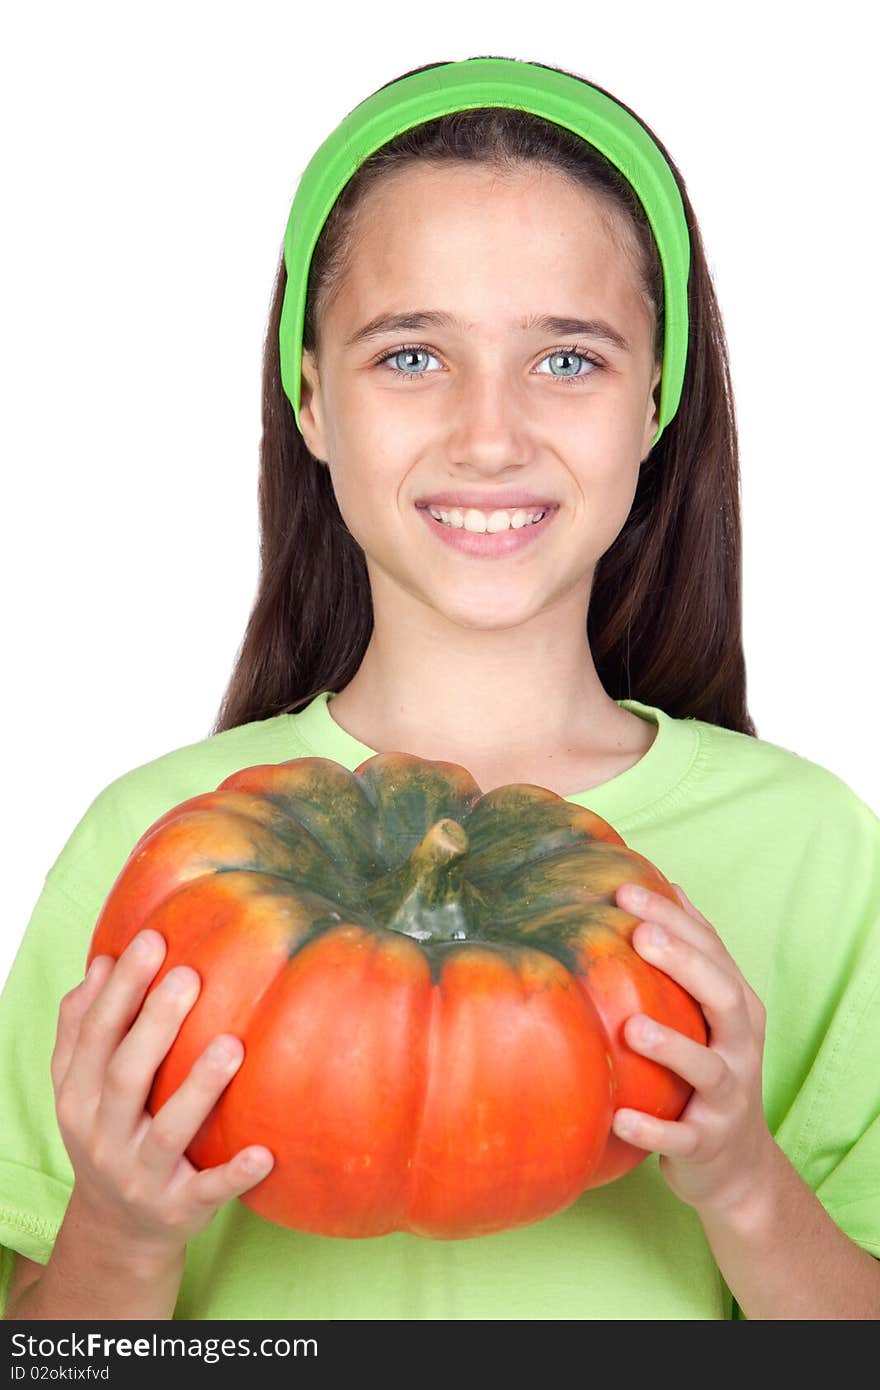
[[669, 715, 878, 935], [45, 713, 311, 904], [101, 712, 304, 808], [690, 715, 877, 835]]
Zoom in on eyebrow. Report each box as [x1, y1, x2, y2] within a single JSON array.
[[343, 310, 631, 353]]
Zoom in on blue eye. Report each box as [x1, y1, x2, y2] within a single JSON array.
[[373, 343, 604, 386], [376, 345, 440, 379], [535, 346, 603, 383]]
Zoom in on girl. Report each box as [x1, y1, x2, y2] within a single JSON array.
[[2, 55, 878, 1322]]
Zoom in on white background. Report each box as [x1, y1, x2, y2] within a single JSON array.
[[2, 2, 877, 990]]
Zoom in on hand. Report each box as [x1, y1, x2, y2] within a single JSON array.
[[52, 929, 275, 1259], [611, 880, 776, 1216]]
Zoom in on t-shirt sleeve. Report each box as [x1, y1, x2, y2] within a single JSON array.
[[781, 788, 880, 1262], [0, 786, 138, 1316], [788, 933, 880, 1259], [731, 938, 880, 1319], [729, 783, 880, 1321]]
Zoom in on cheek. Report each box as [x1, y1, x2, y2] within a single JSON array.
[[324, 446, 404, 553], [329, 377, 414, 469], [558, 460, 639, 573], [322, 371, 398, 462], [575, 428, 641, 517]]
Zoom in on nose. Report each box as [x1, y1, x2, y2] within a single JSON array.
[[444, 366, 534, 473]]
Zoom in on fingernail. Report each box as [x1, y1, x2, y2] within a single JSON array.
[[207, 1036, 241, 1066], [639, 1018, 661, 1045], [165, 965, 200, 995], [243, 1149, 273, 1174], [133, 930, 163, 957], [614, 1112, 637, 1139], [623, 884, 647, 906]]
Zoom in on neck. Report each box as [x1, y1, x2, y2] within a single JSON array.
[[326, 573, 636, 771]]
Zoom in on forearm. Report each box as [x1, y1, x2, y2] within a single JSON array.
[[5, 1188, 185, 1321], [698, 1139, 880, 1319]]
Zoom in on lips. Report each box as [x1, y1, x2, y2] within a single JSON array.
[[416, 498, 559, 557], [415, 493, 559, 511]]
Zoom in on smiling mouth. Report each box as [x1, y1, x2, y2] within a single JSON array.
[[415, 500, 559, 556], [416, 503, 558, 533]]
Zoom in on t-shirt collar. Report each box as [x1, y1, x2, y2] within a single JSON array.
[[290, 689, 701, 833]]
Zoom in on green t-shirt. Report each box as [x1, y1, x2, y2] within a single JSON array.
[[1, 691, 877, 1320]]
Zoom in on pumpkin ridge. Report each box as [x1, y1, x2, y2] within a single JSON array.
[[87, 748, 707, 1238], [403, 973, 442, 1226]]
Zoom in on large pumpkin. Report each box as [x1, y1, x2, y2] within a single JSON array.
[[86, 752, 707, 1240]]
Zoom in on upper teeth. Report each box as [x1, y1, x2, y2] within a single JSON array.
[[426, 505, 549, 532]]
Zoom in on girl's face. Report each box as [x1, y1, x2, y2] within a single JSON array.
[[299, 162, 661, 631]]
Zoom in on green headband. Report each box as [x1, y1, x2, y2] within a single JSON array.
[[279, 56, 690, 449]]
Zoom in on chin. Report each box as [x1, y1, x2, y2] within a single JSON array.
[[426, 590, 549, 632]]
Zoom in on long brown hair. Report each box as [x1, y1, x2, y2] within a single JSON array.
[[211, 56, 756, 739]]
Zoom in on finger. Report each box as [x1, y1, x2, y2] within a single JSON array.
[[616, 883, 729, 964], [612, 1106, 699, 1158], [188, 1145, 276, 1209], [51, 955, 115, 1093], [622, 1012, 730, 1095], [631, 922, 751, 1046], [64, 931, 168, 1107], [137, 1033, 246, 1185], [96, 963, 202, 1147]]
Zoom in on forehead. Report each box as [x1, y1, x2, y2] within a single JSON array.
[[326, 161, 650, 337]]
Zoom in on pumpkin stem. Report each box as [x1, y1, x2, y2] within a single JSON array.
[[364, 818, 483, 942]]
